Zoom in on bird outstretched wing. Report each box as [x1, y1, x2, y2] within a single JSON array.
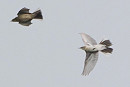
[[82, 52, 98, 75], [80, 33, 97, 45], [17, 7, 30, 15], [19, 21, 32, 26]]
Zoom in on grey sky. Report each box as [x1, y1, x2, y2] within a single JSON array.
[[0, 0, 130, 87]]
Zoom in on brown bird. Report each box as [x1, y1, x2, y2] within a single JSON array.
[[11, 7, 43, 26]]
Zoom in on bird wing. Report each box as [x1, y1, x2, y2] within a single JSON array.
[[82, 52, 99, 76], [80, 33, 97, 45], [17, 7, 30, 15], [19, 21, 32, 26]]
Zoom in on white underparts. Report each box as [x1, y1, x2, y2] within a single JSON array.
[[84, 44, 106, 52]]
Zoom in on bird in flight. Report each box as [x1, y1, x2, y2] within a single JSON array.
[[79, 33, 113, 76], [11, 7, 43, 26]]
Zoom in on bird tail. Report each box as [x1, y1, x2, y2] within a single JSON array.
[[101, 48, 113, 53], [100, 40, 113, 53], [100, 40, 112, 46], [33, 10, 43, 19]]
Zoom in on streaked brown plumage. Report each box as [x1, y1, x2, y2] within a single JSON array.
[[11, 7, 43, 26]]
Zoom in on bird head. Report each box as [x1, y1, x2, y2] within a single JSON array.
[[11, 17, 19, 22], [79, 46, 86, 50]]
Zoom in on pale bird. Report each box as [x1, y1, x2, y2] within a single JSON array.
[[79, 33, 113, 76], [11, 7, 43, 26]]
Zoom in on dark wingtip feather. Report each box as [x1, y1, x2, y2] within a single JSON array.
[[100, 40, 112, 46], [101, 48, 113, 53]]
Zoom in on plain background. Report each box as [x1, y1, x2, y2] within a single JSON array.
[[0, 0, 130, 87]]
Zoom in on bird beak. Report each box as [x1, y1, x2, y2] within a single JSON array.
[[79, 47, 83, 49]]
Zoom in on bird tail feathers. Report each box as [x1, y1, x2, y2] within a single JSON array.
[[33, 10, 43, 19], [101, 48, 113, 53], [100, 40, 112, 46], [100, 40, 113, 53]]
